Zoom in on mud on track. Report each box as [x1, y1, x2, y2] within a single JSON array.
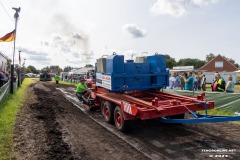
[[13, 81, 240, 160], [13, 81, 148, 160]]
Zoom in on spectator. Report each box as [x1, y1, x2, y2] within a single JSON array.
[[5, 72, 9, 81], [54, 73, 60, 88], [211, 77, 216, 91], [193, 73, 199, 90], [0, 72, 8, 87], [212, 72, 225, 92], [201, 75, 206, 91], [174, 73, 180, 89], [167, 73, 176, 89], [180, 72, 187, 90], [225, 76, 234, 93], [0, 72, 4, 87], [183, 72, 194, 91], [198, 72, 203, 90]]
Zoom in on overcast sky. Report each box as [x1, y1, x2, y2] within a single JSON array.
[[0, 0, 240, 69]]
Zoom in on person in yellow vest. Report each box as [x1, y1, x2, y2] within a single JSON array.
[[212, 72, 225, 92], [54, 73, 60, 88]]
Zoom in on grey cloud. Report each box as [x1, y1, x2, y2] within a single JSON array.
[[50, 14, 75, 35], [29, 55, 50, 62], [47, 14, 91, 63], [61, 44, 71, 53], [72, 33, 82, 40], [122, 24, 146, 38], [17, 47, 51, 63], [41, 41, 49, 46], [18, 47, 48, 56], [72, 52, 80, 58], [53, 36, 62, 41]]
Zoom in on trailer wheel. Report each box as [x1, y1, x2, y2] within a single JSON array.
[[100, 100, 105, 116], [102, 101, 114, 124], [114, 106, 128, 132]]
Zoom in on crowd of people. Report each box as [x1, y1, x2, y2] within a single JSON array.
[[168, 71, 235, 93], [0, 71, 9, 87], [168, 71, 206, 91]]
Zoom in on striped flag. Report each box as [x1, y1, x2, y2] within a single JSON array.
[[0, 30, 15, 42]]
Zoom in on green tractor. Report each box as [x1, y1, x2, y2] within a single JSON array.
[[39, 69, 52, 81]]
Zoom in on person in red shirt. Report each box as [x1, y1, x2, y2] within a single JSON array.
[[86, 78, 93, 88]]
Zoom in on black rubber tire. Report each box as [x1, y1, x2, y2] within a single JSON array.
[[114, 106, 129, 132], [100, 100, 105, 116], [102, 101, 115, 124]]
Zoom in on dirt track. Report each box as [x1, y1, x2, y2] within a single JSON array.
[[14, 81, 240, 160]]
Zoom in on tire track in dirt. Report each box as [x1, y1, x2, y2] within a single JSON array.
[[15, 81, 149, 160], [14, 83, 74, 160], [58, 87, 165, 160], [58, 86, 240, 160]]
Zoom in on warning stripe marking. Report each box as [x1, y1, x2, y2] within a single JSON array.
[[123, 102, 132, 115]]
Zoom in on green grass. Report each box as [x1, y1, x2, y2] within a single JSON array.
[[0, 78, 36, 160], [59, 80, 78, 86], [199, 109, 240, 125], [203, 109, 236, 116]]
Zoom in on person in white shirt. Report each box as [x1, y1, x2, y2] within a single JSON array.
[[168, 73, 176, 89]]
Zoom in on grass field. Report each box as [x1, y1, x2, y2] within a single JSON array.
[[0, 78, 36, 160], [59, 80, 77, 86]]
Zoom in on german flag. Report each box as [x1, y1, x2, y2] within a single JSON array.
[[0, 30, 15, 42]]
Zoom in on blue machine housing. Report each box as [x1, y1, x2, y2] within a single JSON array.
[[96, 54, 169, 92]]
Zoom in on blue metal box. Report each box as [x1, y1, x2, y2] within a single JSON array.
[[96, 54, 169, 92]]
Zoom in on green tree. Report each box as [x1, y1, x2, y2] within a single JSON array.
[[7, 58, 12, 71], [222, 56, 239, 68], [26, 65, 38, 74], [26, 67, 32, 73], [63, 66, 72, 72], [205, 53, 215, 62], [50, 65, 62, 73], [165, 54, 177, 68], [177, 58, 205, 69], [85, 64, 94, 68], [234, 63, 239, 68]]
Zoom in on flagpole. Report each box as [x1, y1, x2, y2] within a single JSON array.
[[10, 7, 20, 94], [17, 50, 21, 87]]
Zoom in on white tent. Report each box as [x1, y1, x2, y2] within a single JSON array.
[[234, 70, 240, 73]]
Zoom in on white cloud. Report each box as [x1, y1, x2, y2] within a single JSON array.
[[150, 0, 218, 17], [192, 0, 218, 6], [16, 31, 95, 69], [122, 24, 146, 38]]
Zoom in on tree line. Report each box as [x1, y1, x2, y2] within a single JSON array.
[[24, 64, 94, 74], [166, 53, 239, 69]]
